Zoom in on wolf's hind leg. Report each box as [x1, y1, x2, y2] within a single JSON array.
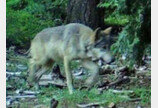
[[64, 56, 74, 94]]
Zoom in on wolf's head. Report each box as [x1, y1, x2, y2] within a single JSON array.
[[86, 27, 114, 64]]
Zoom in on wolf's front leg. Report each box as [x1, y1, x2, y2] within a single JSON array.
[[64, 56, 74, 94], [82, 60, 99, 88]]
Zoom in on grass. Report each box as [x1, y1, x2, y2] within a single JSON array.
[[36, 72, 151, 107], [131, 87, 151, 105], [37, 86, 128, 107], [36, 85, 151, 108]]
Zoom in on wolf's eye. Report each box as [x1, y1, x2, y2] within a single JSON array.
[[94, 38, 107, 48]]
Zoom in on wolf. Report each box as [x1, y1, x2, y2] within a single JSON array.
[[28, 23, 114, 94]]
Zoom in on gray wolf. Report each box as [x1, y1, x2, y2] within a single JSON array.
[[28, 23, 113, 94]]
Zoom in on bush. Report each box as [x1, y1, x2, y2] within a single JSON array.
[[6, 0, 67, 49], [114, 1, 150, 67], [98, 0, 151, 67]]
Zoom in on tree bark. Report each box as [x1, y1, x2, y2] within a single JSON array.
[[66, 0, 105, 29]]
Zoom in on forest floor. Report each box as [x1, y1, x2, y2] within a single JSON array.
[[6, 48, 151, 108]]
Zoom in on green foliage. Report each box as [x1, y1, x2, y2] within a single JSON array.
[[98, 0, 129, 26], [111, 0, 150, 67], [6, 0, 68, 48], [111, 24, 140, 67], [104, 14, 129, 25], [98, 0, 151, 67], [98, 0, 119, 9]]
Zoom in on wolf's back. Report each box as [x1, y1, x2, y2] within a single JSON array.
[[33, 23, 93, 42], [30, 23, 94, 61]]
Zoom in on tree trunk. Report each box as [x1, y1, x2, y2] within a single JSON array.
[[66, 0, 105, 29]]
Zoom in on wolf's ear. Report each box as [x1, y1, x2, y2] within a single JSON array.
[[103, 27, 112, 35], [93, 27, 101, 41]]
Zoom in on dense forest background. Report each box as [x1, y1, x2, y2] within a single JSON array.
[[6, 0, 151, 68]]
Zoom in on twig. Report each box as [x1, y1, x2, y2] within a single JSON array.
[[98, 77, 130, 91], [119, 95, 141, 102], [108, 77, 130, 87]]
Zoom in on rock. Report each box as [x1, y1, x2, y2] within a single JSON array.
[[73, 68, 85, 76], [40, 74, 52, 81], [15, 89, 22, 94], [108, 102, 116, 108], [98, 59, 103, 66], [17, 64, 28, 71], [121, 54, 127, 60], [136, 105, 142, 108], [138, 66, 147, 71]]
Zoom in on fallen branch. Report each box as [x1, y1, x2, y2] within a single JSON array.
[[22, 91, 40, 95], [119, 95, 141, 102], [7, 95, 36, 99], [109, 89, 133, 94], [76, 101, 106, 108], [129, 98, 141, 102], [6, 71, 21, 76]]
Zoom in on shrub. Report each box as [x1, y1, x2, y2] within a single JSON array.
[[6, 0, 67, 49], [98, 0, 151, 67]]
